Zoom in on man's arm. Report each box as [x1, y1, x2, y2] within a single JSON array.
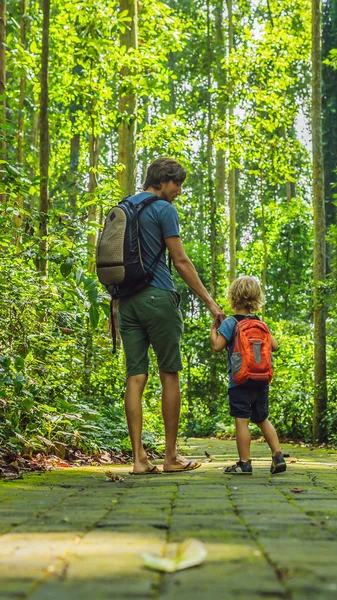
[[165, 236, 224, 321]]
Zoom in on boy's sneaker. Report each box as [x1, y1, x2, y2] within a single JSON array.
[[224, 460, 252, 475], [270, 451, 287, 474]]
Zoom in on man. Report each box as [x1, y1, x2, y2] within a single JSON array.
[[118, 157, 224, 474]]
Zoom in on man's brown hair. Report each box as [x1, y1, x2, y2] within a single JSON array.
[[143, 157, 186, 190]]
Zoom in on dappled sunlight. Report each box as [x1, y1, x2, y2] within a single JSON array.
[[0, 529, 262, 582], [63, 538, 262, 580]]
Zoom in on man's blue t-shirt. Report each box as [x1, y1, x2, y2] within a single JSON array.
[[218, 315, 247, 388], [128, 192, 179, 292]]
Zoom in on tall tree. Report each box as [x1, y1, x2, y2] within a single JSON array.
[[322, 0, 337, 272], [215, 0, 226, 213], [87, 108, 99, 273], [37, 0, 50, 275], [68, 63, 83, 214], [117, 0, 138, 195], [206, 0, 216, 299], [14, 0, 27, 246], [0, 0, 6, 203], [312, 0, 327, 442], [227, 0, 236, 282]]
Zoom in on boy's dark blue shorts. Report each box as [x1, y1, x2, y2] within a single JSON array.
[[228, 384, 269, 423]]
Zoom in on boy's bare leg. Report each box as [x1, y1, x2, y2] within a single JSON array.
[[125, 374, 156, 473], [160, 371, 199, 470], [256, 418, 281, 455], [235, 418, 251, 462]]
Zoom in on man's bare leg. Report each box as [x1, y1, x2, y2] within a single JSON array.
[[125, 374, 157, 473], [160, 371, 199, 470]]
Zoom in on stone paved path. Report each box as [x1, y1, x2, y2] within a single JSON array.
[[1, 439, 337, 600]]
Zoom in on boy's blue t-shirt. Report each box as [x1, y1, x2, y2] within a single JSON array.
[[127, 192, 179, 292], [218, 314, 247, 388]]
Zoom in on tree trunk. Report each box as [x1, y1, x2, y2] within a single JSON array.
[[29, 110, 38, 211], [281, 125, 296, 201], [117, 0, 138, 196], [0, 0, 6, 203], [322, 0, 337, 273], [69, 132, 80, 212], [215, 0, 226, 262], [206, 0, 216, 299], [37, 0, 50, 275], [15, 0, 27, 247], [87, 114, 99, 273], [227, 0, 236, 282], [169, 52, 176, 113], [260, 179, 267, 320], [141, 100, 149, 184], [186, 353, 193, 435], [68, 64, 83, 214], [198, 118, 206, 244], [286, 179, 296, 202], [207, 0, 219, 413], [312, 0, 327, 443], [83, 317, 93, 398]]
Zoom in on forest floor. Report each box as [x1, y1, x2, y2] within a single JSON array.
[[1, 439, 337, 600]]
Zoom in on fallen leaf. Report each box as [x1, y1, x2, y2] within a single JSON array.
[[204, 451, 215, 461], [104, 471, 125, 483], [2, 473, 23, 481], [289, 457, 297, 463], [59, 327, 75, 334], [279, 567, 296, 579], [290, 488, 306, 493], [55, 460, 72, 468], [142, 538, 207, 573]]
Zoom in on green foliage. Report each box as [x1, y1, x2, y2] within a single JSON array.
[[1, 0, 336, 454]]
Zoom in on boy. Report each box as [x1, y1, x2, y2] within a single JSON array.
[[210, 276, 286, 475]]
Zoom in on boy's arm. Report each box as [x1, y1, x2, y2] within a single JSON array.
[[210, 319, 228, 352], [271, 334, 278, 352]]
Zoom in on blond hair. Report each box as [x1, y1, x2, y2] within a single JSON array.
[[228, 276, 264, 313]]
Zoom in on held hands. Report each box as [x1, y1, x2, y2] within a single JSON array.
[[211, 318, 219, 330], [209, 302, 225, 325]]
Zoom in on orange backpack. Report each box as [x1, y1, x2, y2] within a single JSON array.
[[230, 316, 273, 385]]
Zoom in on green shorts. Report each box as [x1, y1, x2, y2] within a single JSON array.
[[118, 286, 184, 377]]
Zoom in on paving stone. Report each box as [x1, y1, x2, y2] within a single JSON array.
[[1, 440, 337, 599]]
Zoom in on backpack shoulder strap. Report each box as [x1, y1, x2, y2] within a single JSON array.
[[242, 314, 260, 321], [118, 195, 131, 204], [136, 194, 161, 209], [131, 194, 166, 213]]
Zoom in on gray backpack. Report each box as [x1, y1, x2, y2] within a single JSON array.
[[96, 194, 165, 300]]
